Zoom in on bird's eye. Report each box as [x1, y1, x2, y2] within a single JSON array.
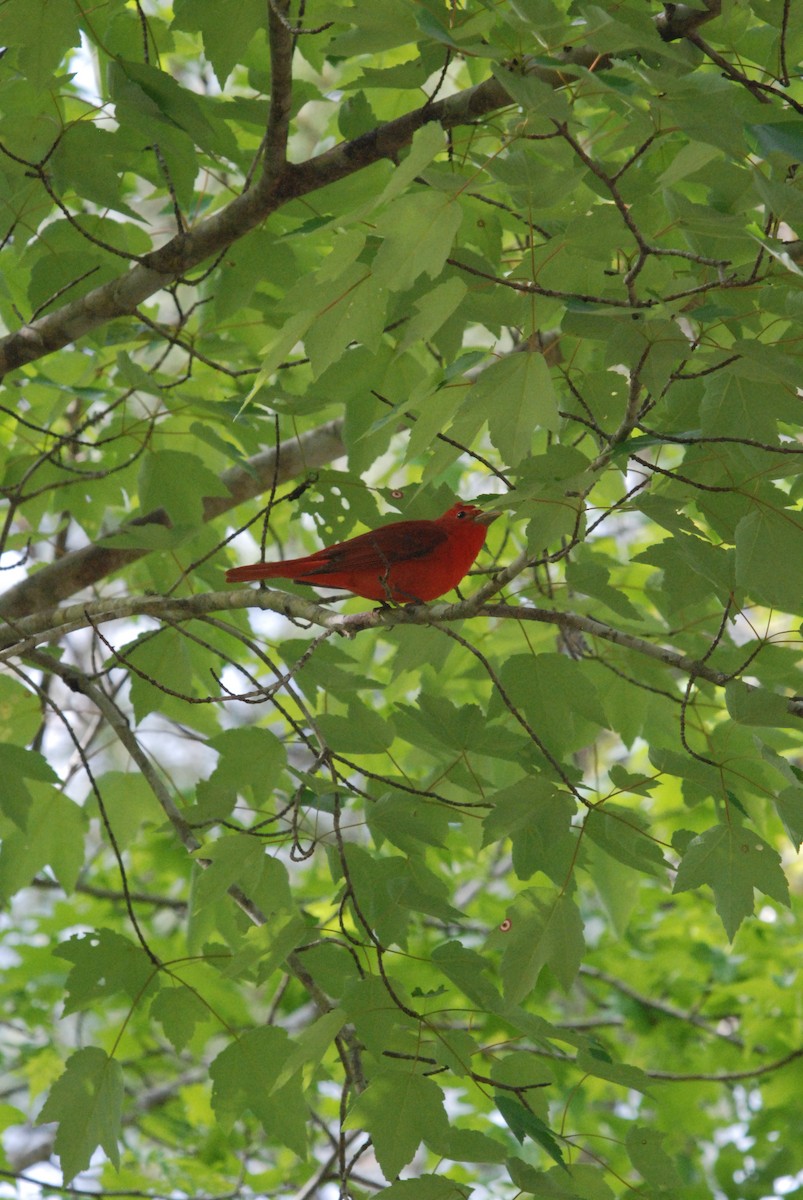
[[456, 509, 467, 519]]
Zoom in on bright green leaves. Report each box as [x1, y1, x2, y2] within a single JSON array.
[[493, 654, 608, 759], [4, 2, 803, 1198], [499, 888, 585, 1003], [0, 0, 81, 87], [51, 124, 141, 220], [0, 746, 85, 902], [496, 1095, 566, 1171], [316, 699, 394, 754], [725, 680, 793, 728], [483, 780, 577, 883], [138, 449, 230, 527], [210, 1027, 308, 1156], [625, 1125, 683, 1192], [373, 192, 462, 293], [466, 352, 560, 466], [0, 788, 86, 900], [304, 266, 387, 377], [196, 727, 287, 819], [122, 627, 194, 723], [673, 823, 790, 939], [194, 835, 294, 917], [735, 506, 803, 616], [341, 845, 463, 948], [171, 0, 264, 87], [344, 1071, 449, 1180], [0, 743, 57, 828], [432, 941, 505, 1013], [56, 931, 158, 1015], [39, 1048, 124, 1184], [150, 987, 209, 1053], [109, 60, 239, 163], [582, 805, 668, 878]]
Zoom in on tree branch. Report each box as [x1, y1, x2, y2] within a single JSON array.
[[5, 591, 801, 720], [655, 0, 721, 41], [0, 418, 345, 622], [261, 0, 295, 183], [0, 52, 600, 381]]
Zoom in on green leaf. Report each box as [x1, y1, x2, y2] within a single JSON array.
[[221, 911, 310, 983], [725, 680, 793, 727], [582, 804, 668, 877], [735, 507, 803, 616], [268, 1008, 347, 1095], [109, 59, 238, 160], [244, 309, 316, 404], [775, 787, 803, 850], [430, 1126, 508, 1164], [55, 930, 158, 1014], [495, 1094, 567, 1169], [468, 352, 560, 465], [150, 987, 208, 1053], [749, 121, 803, 162], [482, 779, 577, 883], [565, 559, 641, 621], [393, 278, 467, 355], [376, 122, 449, 208], [305, 267, 388, 378], [0, 786, 86, 900], [93, 771, 169, 846], [316, 700, 394, 753], [171, 0, 264, 87], [344, 1071, 449, 1180], [138, 449, 230, 526], [124, 627, 194, 723], [0, 0, 81, 86], [373, 192, 462, 292], [625, 1125, 683, 1190], [52, 124, 141, 219], [431, 941, 505, 1012], [210, 1027, 307, 1155], [574, 1048, 650, 1093], [0, 743, 57, 829], [200, 726, 286, 804], [367, 792, 450, 855], [500, 889, 585, 1002], [341, 976, 418, 1058], [379, 1175, 471, 1200], [193, 836, 294, 916], [494, 654, 607, 757], [338, 90, 377, 139], [506, 1158, 583, 1198], [39, 1048, 123, 1183], [673, 823, 790, 939]]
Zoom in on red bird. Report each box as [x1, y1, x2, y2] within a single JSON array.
[[225, 501, 498, 603]]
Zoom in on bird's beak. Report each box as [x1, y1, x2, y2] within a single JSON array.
[[476, 511, 500, 526]]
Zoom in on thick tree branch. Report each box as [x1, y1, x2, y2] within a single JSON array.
[[0, 52, 599, 381], [0, 418, 345, 621], [655, 0, 721, 41], [262, 0, 295, 182], [5, 590, 801, 720]]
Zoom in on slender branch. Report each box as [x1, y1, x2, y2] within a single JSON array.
[[32, 876, 187, 911], [580, 965, 745, 1048]]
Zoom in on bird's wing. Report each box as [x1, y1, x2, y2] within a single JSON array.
[[298, 520, 448, 576]]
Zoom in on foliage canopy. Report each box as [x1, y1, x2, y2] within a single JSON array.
[[0, 1, 801, 1198]]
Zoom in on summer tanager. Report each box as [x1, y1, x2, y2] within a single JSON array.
[[225, 501, 498, 602]]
